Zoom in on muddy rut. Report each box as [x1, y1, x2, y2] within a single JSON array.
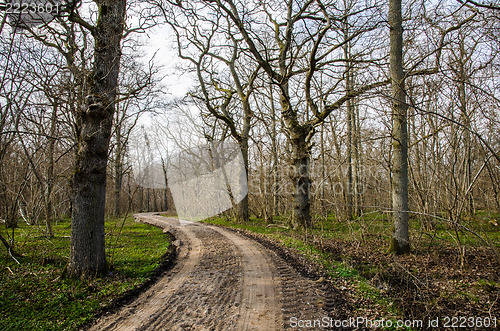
[[89, 213, 342, 330]]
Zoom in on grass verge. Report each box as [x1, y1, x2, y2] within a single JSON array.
[[0, 216, 171, 331]]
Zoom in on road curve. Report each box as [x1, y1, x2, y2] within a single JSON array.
[[89, 213, 341, 330], [90, 213, 282, 330]]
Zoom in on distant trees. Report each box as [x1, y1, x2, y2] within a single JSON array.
[[1, 0, 499, 264], [203, 0, 390, 228], [110, 52, 164, 217], [0, 32, 73, 246], [162, 3, 260, 222], [144, 0, 500, 241]]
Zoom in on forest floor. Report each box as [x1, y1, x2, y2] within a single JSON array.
[[4, 212, 495, 330], [0, 216, 171, 330]]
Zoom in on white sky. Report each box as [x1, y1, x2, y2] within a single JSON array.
[[139, 24, 194, 100]]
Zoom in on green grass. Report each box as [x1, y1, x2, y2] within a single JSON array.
[[0, 216, 170, 331]]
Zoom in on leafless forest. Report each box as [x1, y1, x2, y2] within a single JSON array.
[[0, 0, 499, 321]]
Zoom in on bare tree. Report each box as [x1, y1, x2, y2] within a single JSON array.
[[110, 52, 164, 216], [67, 0, 127, 278], [206, 0, 390, 228], [388, 0, 410, 254], [162, 4, 260, 222]]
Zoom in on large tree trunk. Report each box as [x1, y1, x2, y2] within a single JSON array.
[[227, 51, 252, 223], [291, 132, 312, 229], [389, 0, 410, 254], [236, 137, 249, 222], [279, 69, 312, 229], [68, 0, 126, 279]]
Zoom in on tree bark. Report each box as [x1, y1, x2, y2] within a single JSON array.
[[45, 103, 57, 238], [290, 130, 312, 229], [236, 137, 249, 222], [227, 40, 252, 223], [68, 0, 126, 279], [389, 0, 410, 254]]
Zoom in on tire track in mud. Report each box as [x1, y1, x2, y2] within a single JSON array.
[[228, 228, 355, 330], [210, 227, 280, 331], [273, 251, 337, 330], [143, 225, 243, 330], [90, 214, 283, 330]]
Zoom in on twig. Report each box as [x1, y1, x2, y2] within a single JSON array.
[[18, 205, 31, 226], [8, 248, 21, 265], [488, 292, 498, 319], [265, 224, 289, 229], [394, 261, 428, 291]]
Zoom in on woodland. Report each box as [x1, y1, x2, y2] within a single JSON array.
[[0, 0, 499, 329]]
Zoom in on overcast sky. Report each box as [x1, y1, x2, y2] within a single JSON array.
[[140, 24, 194, 100]]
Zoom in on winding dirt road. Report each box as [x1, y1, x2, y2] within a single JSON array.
[[89, 213, 342, 330]]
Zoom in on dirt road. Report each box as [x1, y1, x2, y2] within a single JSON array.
[[89, 213, 342, 330]]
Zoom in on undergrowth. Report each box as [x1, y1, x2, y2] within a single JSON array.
[[0, 216, 170, 330]]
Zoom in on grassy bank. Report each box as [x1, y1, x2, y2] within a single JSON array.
[[0, 216, 170, 330], [203, 213, 499, 329]]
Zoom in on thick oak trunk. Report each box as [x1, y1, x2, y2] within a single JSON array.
[[236, 137, 249, 222], [68, 0, 126, 278], [291, 133, 312, 229]]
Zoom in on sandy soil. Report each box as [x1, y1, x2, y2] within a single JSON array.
[[89, 213, 342, 330]]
